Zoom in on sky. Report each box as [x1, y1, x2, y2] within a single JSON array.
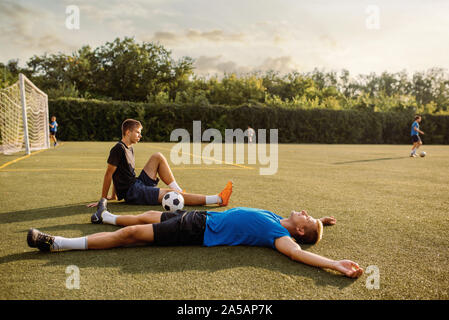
[[1, 0, 449, 77]]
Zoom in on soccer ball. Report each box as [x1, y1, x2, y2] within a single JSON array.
[[162, 191, 184, 212], [420, 151, 426, 157]]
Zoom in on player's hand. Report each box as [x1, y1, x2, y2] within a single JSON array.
[[320, 216, 336, 226], [333, 260, 363, 278], [86, 196, 116, 207]]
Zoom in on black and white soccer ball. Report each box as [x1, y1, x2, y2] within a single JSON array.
[[162, 191, 185, 212], [420, 151, 426, 157]]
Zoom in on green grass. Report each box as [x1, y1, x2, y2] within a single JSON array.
[[0, 142, 448, 299]]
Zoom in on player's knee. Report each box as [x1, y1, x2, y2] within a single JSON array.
[[152, 152, 165, 161], [118, 226, 138, 241], [151, 152, 164, 159]]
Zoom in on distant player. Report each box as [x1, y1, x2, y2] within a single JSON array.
[[246, 126, 255, 143], [410, 115, 424, 158], [49, 116, 58, 147], [87, 119, 233, 213], [26, 207, 363, 279]]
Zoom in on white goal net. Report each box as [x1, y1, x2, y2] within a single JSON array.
[[0, 74, 49, 155]]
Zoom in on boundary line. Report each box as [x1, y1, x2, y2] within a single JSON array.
[[155, 145, 254, 170], [0, 142, 255, 172], [0, 143, 63, 170], [0, 166, 246, 172]]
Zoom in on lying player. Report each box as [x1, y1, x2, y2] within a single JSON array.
[[27, 207, 363, 279]]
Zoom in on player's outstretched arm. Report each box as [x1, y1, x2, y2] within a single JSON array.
[[274, 236, 363, 278]]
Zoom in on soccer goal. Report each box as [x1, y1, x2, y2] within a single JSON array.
[[0, 74, 50, 155]]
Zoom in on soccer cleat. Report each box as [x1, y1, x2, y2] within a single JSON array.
[[218, 181, 233, 207], [27, 228, 55, 252], [410, 154, 417, 158], [91, 208, 105, 224], [91, 198, 107, 224]]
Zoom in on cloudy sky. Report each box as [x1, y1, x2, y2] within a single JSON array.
[[1, 0, 448, 77]]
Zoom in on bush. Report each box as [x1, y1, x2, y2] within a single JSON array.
[[49, 98, 449, 144]]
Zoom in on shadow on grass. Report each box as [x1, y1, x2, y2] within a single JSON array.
[[1, 240, 356, 290], [1, 202, 224, 225], [333, 156, 408, 165], [0, 202, 176, 224]]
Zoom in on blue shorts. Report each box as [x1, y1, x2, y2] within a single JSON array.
[[124, 170, 160, 205]]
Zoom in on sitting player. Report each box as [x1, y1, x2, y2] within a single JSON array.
[[27, 207, 363, 279], [87, 119, 233, 213]]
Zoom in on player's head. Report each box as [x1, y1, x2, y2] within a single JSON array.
[[122, 119, 142, 142], [289, 210, 323, 245], [51, 116, 56, 121], [415, 115, 422, 122]]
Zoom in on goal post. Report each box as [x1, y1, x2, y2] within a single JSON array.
[[0, 73, 50, 155]]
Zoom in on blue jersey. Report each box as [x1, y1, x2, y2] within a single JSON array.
[[50, 121, 58, 132], [203, 207, 291, 249], [411, 121, 419, 136]]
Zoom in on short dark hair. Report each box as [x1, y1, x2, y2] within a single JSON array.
[[415, 115, 422, 120], [121, 119, 142, 136]]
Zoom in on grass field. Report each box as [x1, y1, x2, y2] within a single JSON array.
[[0, 142, 448, 300]]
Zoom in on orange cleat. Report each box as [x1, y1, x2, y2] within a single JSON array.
[[218, 181, 233, 207]]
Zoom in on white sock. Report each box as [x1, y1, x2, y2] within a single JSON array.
[[206, 195, 222, 205], [102, 211, 117, 225], [168, 181, 182, 192], [53, 236, 87, 251]]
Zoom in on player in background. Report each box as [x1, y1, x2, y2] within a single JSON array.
[[246, 126, 256, 143], [87, 119, 233, 215], [410, 115, 424, 158], [49, 116, 58, 147]]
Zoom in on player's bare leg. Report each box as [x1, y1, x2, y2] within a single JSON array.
[[411, 141, 420, 157], [27, 224, 155, 252], [143, 152, 177, 186], [157, 181, 233, 206], [87, 224, 155, 249], [115, 211, 163, 226], [50, 135, 57, 147], [158, 188, 207, 205]]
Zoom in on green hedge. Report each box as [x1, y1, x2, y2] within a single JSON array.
[[49, 98, 449, 144]]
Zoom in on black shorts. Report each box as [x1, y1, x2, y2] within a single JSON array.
[[124, 170, 160, 205], [412, 135, 421, 143], [50, 132, 56, 136], [153, 210, 208, 246]]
